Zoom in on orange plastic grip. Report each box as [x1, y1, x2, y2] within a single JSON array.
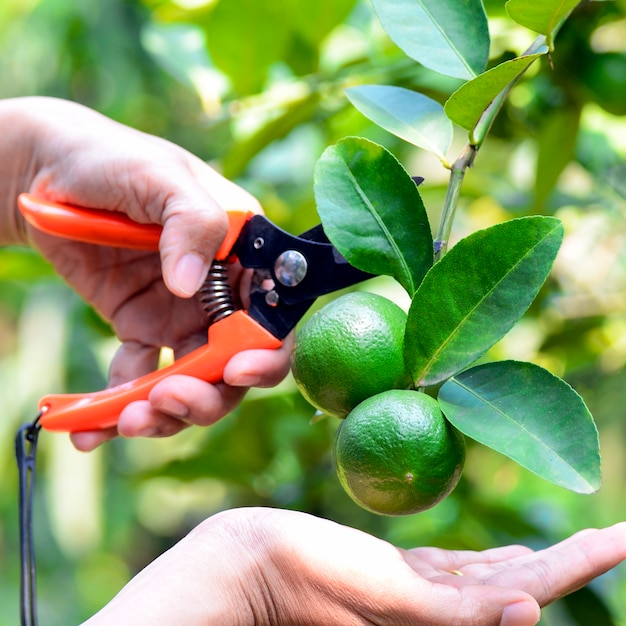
[[18, 193, 162, 250], [17, 193, 271, 433], [17, 193, 252, 260], [38, 311, 282, 432]]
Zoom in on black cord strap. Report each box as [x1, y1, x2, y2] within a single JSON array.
[[15, 416, 42, 626]]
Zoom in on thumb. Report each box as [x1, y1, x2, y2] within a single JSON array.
[[159, 174, 261, 298], [390, 581, 541, 626], [160, 194, 227, 298], [498, 598, 541, 626], [453, 586, 541, 626]]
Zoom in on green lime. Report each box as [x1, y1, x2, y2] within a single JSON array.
[[291, 292, 410, 418], [334, 389, 465, 516]]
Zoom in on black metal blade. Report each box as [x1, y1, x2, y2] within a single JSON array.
[[234, 215, 374, 338], [297, 223, 329, 243]]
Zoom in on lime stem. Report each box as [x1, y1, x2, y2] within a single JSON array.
[[434, 144, 476, 261], [433, 34, 548, 262]]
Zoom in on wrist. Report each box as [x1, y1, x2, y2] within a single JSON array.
[[82, 508, 276, 626], [210, 508, 345, 625], [184, 508, 275, 625], [0, 97, 43, 246]]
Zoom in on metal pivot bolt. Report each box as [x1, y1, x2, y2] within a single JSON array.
[[274, 250, 308, 287], [265, 290, 280, 307]]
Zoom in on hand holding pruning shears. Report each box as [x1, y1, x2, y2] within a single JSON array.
[[19, 192, 371, 437], [5, 97, 295, 451]]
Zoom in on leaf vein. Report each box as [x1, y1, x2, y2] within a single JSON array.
[[416, 226, 558, 383], [418, 1, 475, 77], [450, 377, 588, 482], [345, 166, 414, 293]]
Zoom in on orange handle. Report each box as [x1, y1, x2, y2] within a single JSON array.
[[17, 193, 252, 260], [18, 193, 162, 250], [18, 193, 269, 433], [38, 311, 282, 432]]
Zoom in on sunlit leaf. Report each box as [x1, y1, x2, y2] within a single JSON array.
[[284, 0, 358, 46], [346, 85, 452, 159], [314, 137, 433, 296], [439, 361, 601, 494], [405, 217, 563, 387], [0, 248, 56, 280], [371, 0, 489, 80], [204, 0, 290, 94], [222, 92, 320, 178], [444, 53, 546, 132], [141, 22, 218, 94], [505, 0, 582, 39]]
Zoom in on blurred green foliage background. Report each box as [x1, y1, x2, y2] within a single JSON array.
[[1, 0, 626, 624]]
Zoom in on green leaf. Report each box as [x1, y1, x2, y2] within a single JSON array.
[[370, 0, 490, 80], [284, 0, 358, 46], [534, 104, 582, 211], [438, 361, 601, 494], [345, 85, 453, 160], [505, 0, 582, 39], [405, 216, 563, 386], [444, 53, 546, 132], [0, 248, 56, 280], [204, 0, 290, 94], [314, 137, 433, 296]]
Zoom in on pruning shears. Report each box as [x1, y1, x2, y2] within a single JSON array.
[[17, 193, 373, 434]]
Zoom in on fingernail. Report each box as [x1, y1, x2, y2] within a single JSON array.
[[500, 602, 540, 626], [229, 372, 262, 387], [158, 397, 189, 419], [172, 253, 207, 297], [135, 426, 159, 438]]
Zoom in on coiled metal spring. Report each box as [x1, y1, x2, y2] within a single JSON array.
[[198, 261, 235, 324]]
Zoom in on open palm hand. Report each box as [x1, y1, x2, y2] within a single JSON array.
[[84, 507, 626, 626]]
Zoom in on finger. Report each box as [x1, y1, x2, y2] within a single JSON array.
[[497, 598, 542, 626], [409, 584, 540, 626], [440, 586, 540, 626], [69, 341, 163, 450], [117, 401, 190, 438], [117, 377, 247, 438], [488, 524, 626, 606], [70, 427, 119, 452], [223, 333, 294, 388], [189, 158, 263, 216], [364, 575, 540, 626], [160, 165, 262, 299], [69, 397, 193, 450], [147, 375, 247, 426], [108, 340, 161, 388], [405, 544, 534, 577], [160, 202, 226, 298]]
